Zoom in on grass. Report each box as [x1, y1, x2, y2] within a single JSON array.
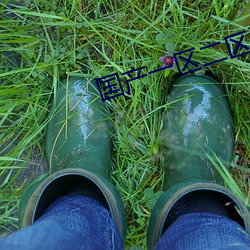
[[0, 0, 250, 248]]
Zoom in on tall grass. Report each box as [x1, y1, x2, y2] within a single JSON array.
[[0, 0, 249, 248]]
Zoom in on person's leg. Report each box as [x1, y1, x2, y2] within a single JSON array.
[[155, 213, 250, 250], [0, 195, 123, 250], [147, 75, 250, 249], [16, 77, 126, 249]]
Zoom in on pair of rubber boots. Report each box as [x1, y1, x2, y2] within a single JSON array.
[[19, 75, 250, 249]]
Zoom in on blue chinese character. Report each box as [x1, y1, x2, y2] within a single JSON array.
[[96, 73, 125, 102], [148, 64, 174, 74], [200, 42, 228, 67], [173, 48, 202, 76], [224, 31, 250, 59], [121, 66, 147, 85]]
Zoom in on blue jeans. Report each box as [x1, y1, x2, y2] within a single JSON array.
[[156, 213, 250, 250], [0, 196, 249, 249], [0, 196, 123, 250]]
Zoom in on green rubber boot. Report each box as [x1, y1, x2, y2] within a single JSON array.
[[147, 75, 250, 249], [19, 77, 127, 242]]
